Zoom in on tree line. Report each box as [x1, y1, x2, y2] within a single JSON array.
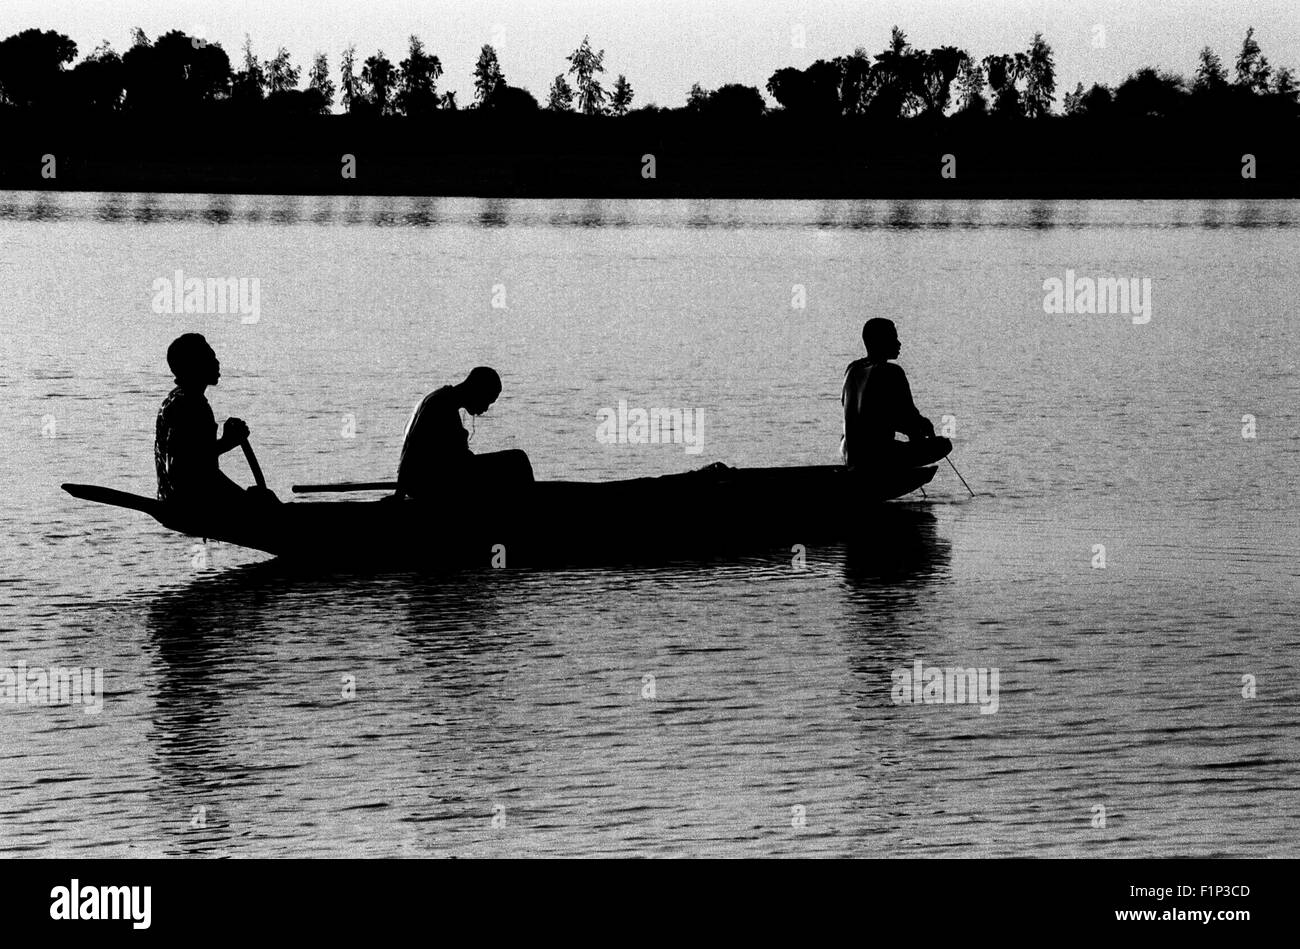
[[0, 29, 626, 117], [0, 24, 1294, 122]]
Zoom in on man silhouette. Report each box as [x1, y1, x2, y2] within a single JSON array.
[[841, 318, 952, 471], [396, 367, 534, 500], [155, 333, 275, 509]]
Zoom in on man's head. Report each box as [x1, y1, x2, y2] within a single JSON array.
[[167, 333, 219, 388], [459, 366, 502, 416], [862, 318, 901, 361]]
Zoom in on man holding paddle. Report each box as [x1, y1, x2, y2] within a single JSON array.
[[155, 333, 277, 510]]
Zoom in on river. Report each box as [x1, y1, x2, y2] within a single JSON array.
[[2, 193, 1296, 855]]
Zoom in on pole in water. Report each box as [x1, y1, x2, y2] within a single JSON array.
[[946, 456, 975, 498]]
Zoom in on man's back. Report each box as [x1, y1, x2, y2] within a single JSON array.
[[155, 386, 217, 502], [841, 358, 932, 467], [397, 386, 472, 494]]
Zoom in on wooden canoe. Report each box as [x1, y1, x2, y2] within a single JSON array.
[[63, 463, 936, 565]]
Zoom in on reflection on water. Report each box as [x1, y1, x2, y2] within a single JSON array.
[[126, 515, 956, 856], [96, 192, 129, 223], [841, 507, 950, 595], [268, 195, 302, 226], [0, 191, 1297, 230], [885, 200, 916, 229], [402, 196, 439, 228], [310, 195, 336, 226], [478, 198, 509, 228], [132, 193, 160, 224], [1025, 199, 1057, 230], [202, 194, 232, 225]]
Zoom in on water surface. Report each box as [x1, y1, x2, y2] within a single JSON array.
[[2, 193, 1297, 856]]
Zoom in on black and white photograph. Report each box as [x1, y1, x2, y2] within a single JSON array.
[[1, 0, 1294, 933]]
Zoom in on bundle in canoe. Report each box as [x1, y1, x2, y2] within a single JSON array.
[[62, 462, 936, 565]]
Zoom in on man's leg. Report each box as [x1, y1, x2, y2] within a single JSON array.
[[895, 436, 952, 468], [474, 449, 535, 486]]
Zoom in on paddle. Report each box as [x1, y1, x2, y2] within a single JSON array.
[[946, 455, 976, 497], [292, 481, 398, 494], [240, 440, 266, 490]]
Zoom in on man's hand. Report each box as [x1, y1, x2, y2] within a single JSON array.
[[222, 418, 250, 446]]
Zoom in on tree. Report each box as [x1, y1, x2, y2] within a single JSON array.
[[1062, 82, 1085, 115], [0, 29, 78, 109], [1273, 66, 1299, 104], [473, 44, 505, 105], [1023, 32, 1055, 117], [865, 26, 924, 118], [120, 30, 231, 112], [66, 41, 124, 111], [766, 60, 841, 116], [1193, 47, 1227, 92], [546, 73, 574, 111], [703, 83, 766, 119], [566, 35, 607, 114], [264, 47, 300, 94], [838, 48, 873, 114], [954, 56, 986, 113], [610, 74, 633, 114], [307, 52, 334, 112], [1234, 27, 1270, 93], [916, 46, 966, 116], [483, 84, 538, 112], [362, 49, 396, 115], [1079, 83, 1113, 115], [232, 34, 266, 101], [983, 52, 1028, 116], [686, 81, 711, 111], [339, 44, 360, 113], [395, 35, 441, 116], [1114, 67, 1188, 118]]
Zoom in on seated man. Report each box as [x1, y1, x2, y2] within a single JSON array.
[[395, 366, 534, 500], [155, 333, 275, 510], [841, 318, 952, 471]]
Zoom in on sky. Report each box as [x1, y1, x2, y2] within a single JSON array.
[[3, 1, 1297, 109]]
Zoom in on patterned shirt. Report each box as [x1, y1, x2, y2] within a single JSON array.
[[155, 386, 217, 503]]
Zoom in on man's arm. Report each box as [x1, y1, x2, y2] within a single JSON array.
[[891, 367, 935, 440], [841, 363, 864, 462]]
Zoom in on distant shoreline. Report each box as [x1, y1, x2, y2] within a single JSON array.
[[2, 113, 1296, 199]]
